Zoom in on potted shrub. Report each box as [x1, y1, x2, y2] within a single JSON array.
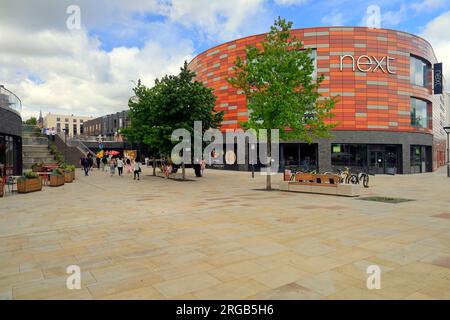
[[67, 165, 76, 180], [63, 165, 75, 183], [49, 168, 65, 187], [31, 162, 44, 172], [17, 172, 43, 193]]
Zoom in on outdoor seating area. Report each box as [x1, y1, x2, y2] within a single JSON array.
[[280, 170, 363, 197], [0, 162, 76, 197]]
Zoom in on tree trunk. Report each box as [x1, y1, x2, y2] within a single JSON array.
[[152, 158, 156, 176], [182, 162, 186, 180], [266, 131, 272, 190]]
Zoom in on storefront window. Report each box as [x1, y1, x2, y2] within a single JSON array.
[[331, 144, 367, 168], [410, 55, 429, 87], [410, 98, 428, 128]]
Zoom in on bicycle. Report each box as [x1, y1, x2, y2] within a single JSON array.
[[348, 170, 370, 188]]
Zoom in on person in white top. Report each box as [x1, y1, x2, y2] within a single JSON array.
[[133, 161, 141, 180], [117, 157, 124, 176]]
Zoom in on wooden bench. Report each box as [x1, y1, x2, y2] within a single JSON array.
[[280, 171, 360, 197]]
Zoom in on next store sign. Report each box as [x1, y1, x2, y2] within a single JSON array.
[[339, 55, 396, 74]]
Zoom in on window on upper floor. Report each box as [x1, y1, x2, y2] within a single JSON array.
[[410, 97, 429, 129], [410, 55, 430, 87]]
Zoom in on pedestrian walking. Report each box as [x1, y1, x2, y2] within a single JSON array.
[[117, 157, 124, 176], [81, 157, 90, 176], [50, 127, 56, 142], [126, 158, 132, 173], [109, 157, 116, 176], [101, 156, 107, 171], [133, 161, 141, 180], [200, 159, 206, 176]]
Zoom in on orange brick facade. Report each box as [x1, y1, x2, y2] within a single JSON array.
[[188, 27, 448, 173]]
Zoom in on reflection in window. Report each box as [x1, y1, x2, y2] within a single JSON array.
[[410, 56, 429, 87], [410, 98, 428, 128], [331, 144, 367, 168]]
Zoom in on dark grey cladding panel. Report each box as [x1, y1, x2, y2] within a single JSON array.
[[317, 130, 433, 174], [0, 107, 22, 137], [319, 130, 433, 145]]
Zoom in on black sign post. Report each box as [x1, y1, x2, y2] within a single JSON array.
[[434, 62, 443, 94]]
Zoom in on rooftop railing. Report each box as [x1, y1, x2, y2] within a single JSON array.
[[0, 85, 22, 116]]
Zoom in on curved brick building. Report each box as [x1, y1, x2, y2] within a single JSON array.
[[188, 27, 449, 174]]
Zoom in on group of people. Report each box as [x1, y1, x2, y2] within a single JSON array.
[[81, 154, 209, 180], [43, 127, 57, 141], [80, 154, 142, 180], [106, 157, 141, 180]]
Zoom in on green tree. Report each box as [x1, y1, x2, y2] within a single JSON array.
[[24, 117, 38, 126], [123, 61, 224, 178], [228, 17, 338, 190]]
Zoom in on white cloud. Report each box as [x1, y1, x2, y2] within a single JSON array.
[[381, 4, 409, 27], [158, 0, 267, 41], [421, 11, 450, 83], [0, 0, 270, 120], [321, 11, 345, 26], [412, 0, 446, 13], [0, 25, 194, 119]]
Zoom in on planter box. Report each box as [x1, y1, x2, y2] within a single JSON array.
[[50, 174, 65, 187], [17, 177, 43, 193], [64, 171, 74, 183]]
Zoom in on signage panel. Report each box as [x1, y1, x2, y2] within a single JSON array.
[[434, 63, 443, 94]]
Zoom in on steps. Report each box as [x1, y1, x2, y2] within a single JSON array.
[[22, 125, 55, 169]]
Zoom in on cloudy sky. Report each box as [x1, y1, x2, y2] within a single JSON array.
[[1, 0, 450, 120]]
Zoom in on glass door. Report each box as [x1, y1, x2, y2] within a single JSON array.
[[385, 146, 398, 175], [369, 151, 385, 174]]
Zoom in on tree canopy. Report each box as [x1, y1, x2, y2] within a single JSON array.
[[123, 61, 224, 157], [228, 17, 337, 143]]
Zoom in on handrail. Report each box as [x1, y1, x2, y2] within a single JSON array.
[[58, 133, 95, 157], [0, 85, 22, 116]]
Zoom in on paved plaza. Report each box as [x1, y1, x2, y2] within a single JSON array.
[[1, 166, 450, 300]]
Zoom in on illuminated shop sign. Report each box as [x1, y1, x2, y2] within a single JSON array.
[[433, 62, 443, 95], [339, 55, 395, 74]]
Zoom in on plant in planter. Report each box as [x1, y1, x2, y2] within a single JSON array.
[[31, 162, 44, 172], [17, 172, 43, 193], [49, 168, 65, 187], [67, 165, 76, 180], [63, 164, 75, 183]]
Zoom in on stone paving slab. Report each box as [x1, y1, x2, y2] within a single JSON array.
[[1, 166, 450, 299]]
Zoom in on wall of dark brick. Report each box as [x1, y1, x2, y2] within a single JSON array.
[[0, 107, 22, 137], [53, 134, 85, 167]]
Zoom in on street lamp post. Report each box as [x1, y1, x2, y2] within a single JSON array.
[[250, 143, 255, 178], [444, 125, 450, 178]]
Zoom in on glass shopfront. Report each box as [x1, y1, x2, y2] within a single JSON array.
[[331, 144, 402, 174], [0, 134, 22, 176], [281, 143, 318, 172], [410, 145, 432, 173]]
